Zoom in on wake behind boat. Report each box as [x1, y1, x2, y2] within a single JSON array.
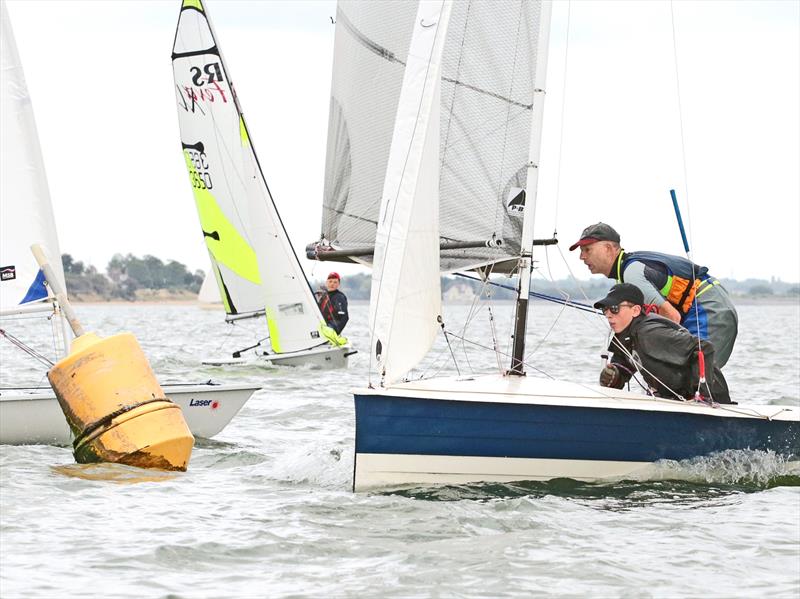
[[171, 0, 353, 370]]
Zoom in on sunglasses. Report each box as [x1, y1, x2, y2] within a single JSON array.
[[602, 302, 635, 315]]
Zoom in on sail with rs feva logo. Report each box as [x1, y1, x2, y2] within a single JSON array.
[[170, 0, 348, 363]]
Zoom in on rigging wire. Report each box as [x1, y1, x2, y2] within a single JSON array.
[[669, 1, 694, 250], [439, 317, 461, 377], [552, 0, 572, 232], [670, 2, 710, 401], [0, 329, 54, 368], [440, 329, 554, 380]]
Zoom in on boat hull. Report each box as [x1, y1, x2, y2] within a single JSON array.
[[353, 376, 800, 491], [0, 383, 259, 446], [203, 344, 354, 370]]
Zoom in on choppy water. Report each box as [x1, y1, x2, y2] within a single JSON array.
[[1, 300, 799, 598]]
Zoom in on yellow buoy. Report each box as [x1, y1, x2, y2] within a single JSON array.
[[48, 332, 194, 471]]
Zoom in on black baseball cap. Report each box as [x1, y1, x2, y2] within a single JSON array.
[[593, 283, 644, 309], [568, 222, 620, 251]]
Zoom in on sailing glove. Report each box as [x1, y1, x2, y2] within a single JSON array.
[[599, 364, 623, 388]]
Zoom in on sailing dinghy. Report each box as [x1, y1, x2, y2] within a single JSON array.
[[171, 0, 353, 370], [0, 2, 258, 446], [318, 0, 799, 491]]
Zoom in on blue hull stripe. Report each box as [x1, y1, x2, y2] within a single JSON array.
[[354, 395, 800, 463]]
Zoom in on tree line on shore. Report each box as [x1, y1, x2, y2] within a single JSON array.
[[61, 253, 799, 302], [62, 254, 203, 300]]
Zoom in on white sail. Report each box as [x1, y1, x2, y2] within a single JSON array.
[[370, 0, 452, 384], [0, 2, 66, 314], [197, 268, 221, 305], [171, 0, 328, 354], [321, 0, 544, 272]]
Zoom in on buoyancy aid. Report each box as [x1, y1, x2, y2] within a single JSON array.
[[318, 292, 336, 323], [613, 250, 710, 315]]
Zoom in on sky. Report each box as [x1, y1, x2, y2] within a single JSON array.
[[4, 0, 799, 283]]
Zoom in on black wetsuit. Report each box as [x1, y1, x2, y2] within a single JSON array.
[[318, 289, 349, 334], [606, 313, 732, 403]]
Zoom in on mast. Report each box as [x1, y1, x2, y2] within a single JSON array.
[[510, 0, 553, 375]]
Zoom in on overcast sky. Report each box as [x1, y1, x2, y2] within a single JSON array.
[[5, 0, 799, 282]]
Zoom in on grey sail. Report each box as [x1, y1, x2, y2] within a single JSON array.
[[319, 0, 544, 273]]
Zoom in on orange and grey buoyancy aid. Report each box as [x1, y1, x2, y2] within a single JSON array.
[[613, 250, 710, 315]]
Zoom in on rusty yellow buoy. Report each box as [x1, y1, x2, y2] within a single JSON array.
[[48, 332, 194, 471]]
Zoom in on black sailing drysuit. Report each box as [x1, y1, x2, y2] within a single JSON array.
[[605, 313, 732, 403]]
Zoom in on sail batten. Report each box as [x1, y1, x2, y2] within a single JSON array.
[[172, 0, 327, 354]]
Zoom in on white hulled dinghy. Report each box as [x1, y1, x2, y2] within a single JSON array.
[[171, 0, 354, 370], [318, 0, 800, 491], [0, 3, 259, 446]]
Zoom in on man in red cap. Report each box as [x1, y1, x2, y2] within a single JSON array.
[[317, 272, 349, 334], [570, 222, 738, 367]]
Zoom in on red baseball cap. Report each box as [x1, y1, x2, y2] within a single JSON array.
[[327, 272, 340, 280], [568, 222, 620, 251]]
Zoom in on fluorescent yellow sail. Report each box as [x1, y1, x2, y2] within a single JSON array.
[[183, 151, 261, 286]]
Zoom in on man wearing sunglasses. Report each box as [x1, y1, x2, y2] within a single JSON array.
[[595, 283, 732, 403], [570, 222, 738, 368]]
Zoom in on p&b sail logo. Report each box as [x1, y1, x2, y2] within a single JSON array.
[[506, 187, 526, 215], [0, 265, 16, 281]]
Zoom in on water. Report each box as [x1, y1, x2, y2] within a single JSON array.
[[1, 300, 799, 598]]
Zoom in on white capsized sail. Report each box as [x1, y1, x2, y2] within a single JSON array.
[[0, 2, 66, 315], [370, 0, 452, 385], [322, 0, 543, 273], [171, 0, 330, 354]]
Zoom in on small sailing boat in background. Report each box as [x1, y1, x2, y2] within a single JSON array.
[[314, 0, 798, 491], [171, 0, 353, 370], [197, 266, 223, 310], [0, 2, 258, 446]]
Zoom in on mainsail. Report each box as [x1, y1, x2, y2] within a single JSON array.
[[321, 0, 544, 273], [171, 0, 329, 354], [0, 2, 66, 315]]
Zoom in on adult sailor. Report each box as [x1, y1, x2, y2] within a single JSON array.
[[570, 222, 738, 367]]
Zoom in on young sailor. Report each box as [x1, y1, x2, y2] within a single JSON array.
[[317, 272, 349, 335], [596, 283, 732, 403], [570, 222, 738, 367]]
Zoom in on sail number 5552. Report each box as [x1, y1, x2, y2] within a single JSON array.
[[187, 150, 213, 190]]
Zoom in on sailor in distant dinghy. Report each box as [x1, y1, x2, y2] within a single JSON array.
[[596, 283, 731, 403], [570, 222, 738, 367], [316, 272, 349, 336]]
